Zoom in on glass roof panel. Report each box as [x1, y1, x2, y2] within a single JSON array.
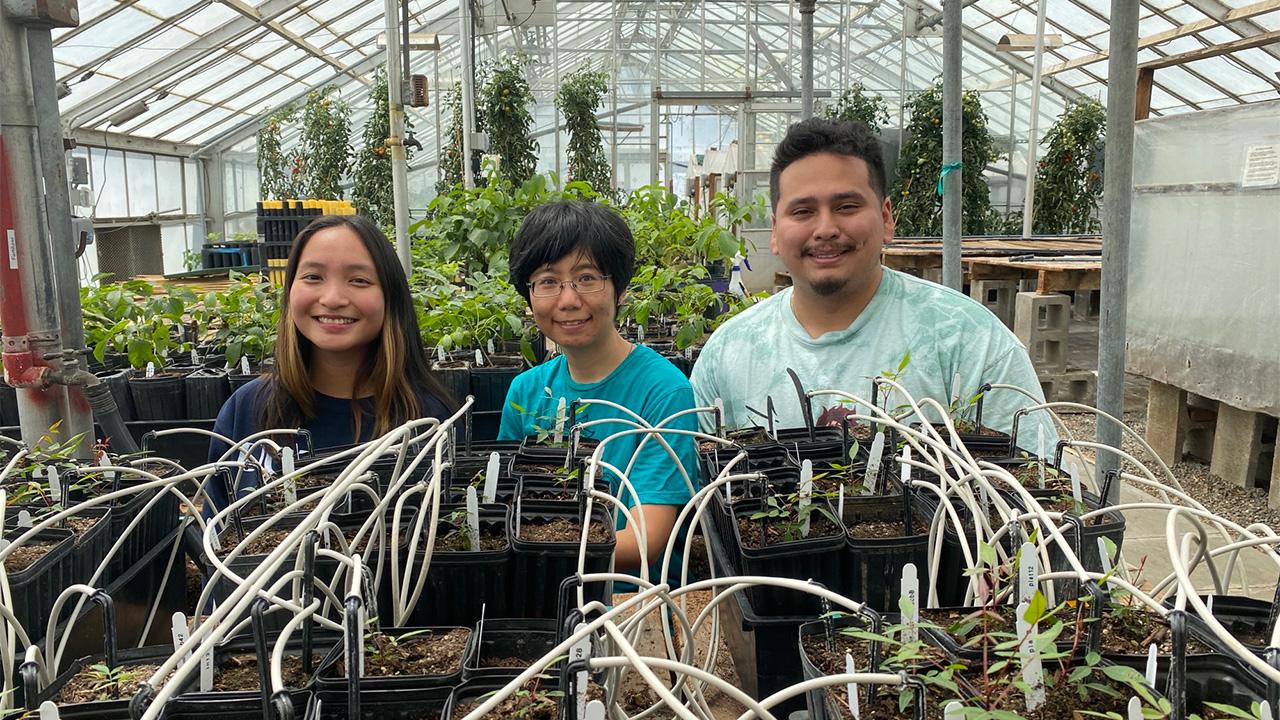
[[138, 0, 203, 16], [96, 25, 201, 78]]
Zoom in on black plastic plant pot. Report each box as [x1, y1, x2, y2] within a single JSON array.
[[315, 626, 471, 692], [405, 502, 512, 627], [158, 690, 312, 719], [33, 644, 193, 718], [510, 500, 616, 619], [731, 499, 847, 618], [109, 471, 181, 580], [462, 618, 558, 681], [186, 368, 231, 420], [129, 373, 187, 421], [94, 367, 136, 423], [4, 526, 76, 635], [431, 361, 471, 409], [515, 475, 580, 503], [200, 352, 227, 369], [515, 435, 601, 466], [305, 685, 452, 720], [67, 505, 114, 586], [442, 675, 543, 720], [228, 371, 260, 392], [913, 491, 1026, 607], [469, 365, 522, 413], [1030, 489, 1126, 600], [920, 603, 1083, 662], [1174, 594, 1275, 655], [711, 466, 803, 563], [841, 497, 930, 613], [171, 628, 343, 703]]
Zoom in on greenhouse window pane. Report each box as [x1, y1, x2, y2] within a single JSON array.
[[97, 25, 199, 78], [157, 156, 184, 215], [1255, 10, 1279, 31], [175, 2, 237, 30], [203, 64, 272, 105], [138, 0, 202, 17], [166, 54, 253, 98], [94, 149, 128, 219], [126, 152, 158, 216], [185, 160, 200, 215], [59, 8, 157, 68]]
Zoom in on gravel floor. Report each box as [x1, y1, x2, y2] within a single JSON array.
[[1055, 409, 1280, 531]]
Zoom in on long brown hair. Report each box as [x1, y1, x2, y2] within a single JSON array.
[[261, 215, 453, 440]]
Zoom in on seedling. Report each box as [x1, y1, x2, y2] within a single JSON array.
[[750, 489, 836, 542]]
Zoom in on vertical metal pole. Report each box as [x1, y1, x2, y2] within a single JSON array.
[[384, 0, 412, 272], [940, 0, 962, 291], [1019, 0, 1049, 239], [799, 0, 816, 119], [552, 5, 561, 185], [610, 0, 619, 190], [699, 0, 706, 90], [0, 16, 73, 448], [1096, 0, 1139, 499], [27, 29, 92, 455], [1006, 70, 1018, 215], [650, 0, 660, 185], [896, 30, 908, 163], [433, 51, 441, 171], [459, 0, 477, 190]]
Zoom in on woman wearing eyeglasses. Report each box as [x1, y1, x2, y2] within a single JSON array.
[[498, 200, 698, 587]]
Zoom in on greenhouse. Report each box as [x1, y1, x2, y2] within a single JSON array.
[[0, 0, 1278, 717]]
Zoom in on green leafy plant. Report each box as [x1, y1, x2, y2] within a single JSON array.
[[1031, 98, 1106, 235], [822, 82, 891, 133], [79, 662, 150, 701], [891, 83, 999, 237], [478, 53, 539, 187], [351, 68, 407, 227], [299, 86, 351, 200], [206, 271, 279, 368], [506, 400, 587, 447], [81, 277, 195, 370], [750, 490, 835, 542], [257, 104, 298, 200], [555, 65, 612, 195]]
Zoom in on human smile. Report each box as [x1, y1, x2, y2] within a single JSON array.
[[315, 315, 357, 326], [804, 245, 852, 265], [556, 318, 590, 329]]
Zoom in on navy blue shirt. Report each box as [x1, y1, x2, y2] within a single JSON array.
[[204, 377, 449, 512]]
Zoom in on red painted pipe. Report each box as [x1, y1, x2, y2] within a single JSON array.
[[0, 136, 52, 390]]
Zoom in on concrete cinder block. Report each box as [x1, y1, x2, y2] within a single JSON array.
[[1039, 370, 1097, 405], [1146, 381, 1188, 467], [1270, 444, 1280, 511], [1015, 292, 1070, 374], [1071, 290, 1100, 321], [1209, 404, 1266, 489], [970, 279, 1018, 329]]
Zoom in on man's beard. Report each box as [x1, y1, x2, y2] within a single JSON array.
[[810, 276, 850, 296]]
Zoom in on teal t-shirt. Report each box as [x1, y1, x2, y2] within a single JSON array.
[[690, 267, 1059, 452], [498, 344, 699, 585]]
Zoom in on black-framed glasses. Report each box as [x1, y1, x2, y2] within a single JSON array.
[[530, 273, 611, 298]]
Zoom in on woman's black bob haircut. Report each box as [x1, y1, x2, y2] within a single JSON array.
[[508, 200, 635, 304]]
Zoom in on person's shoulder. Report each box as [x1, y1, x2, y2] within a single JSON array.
[[702, 290, 785, 351], [888, 268, 1005, 328], [628, 345, 694, 385], [227, 375, 272, 409]]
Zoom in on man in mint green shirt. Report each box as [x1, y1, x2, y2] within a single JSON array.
[[691, 118, 1057, 452]]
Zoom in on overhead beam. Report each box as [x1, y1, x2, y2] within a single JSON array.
[[218, 0, 368, 86], [69, 129, 201, 157], [981, 0, 1280, 90], [1181, 0, 1280, 65], [1140, 27, 1280, 69], [60, 0, 308, 131]]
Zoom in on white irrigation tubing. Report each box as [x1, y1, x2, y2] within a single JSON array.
[[270, 599, 321, 695], [599, 621, 702, 720], [1035, 571, 1168, 616], [1006, 398, 1182, 493], [44, 583, 102, 683], [746, 673, 905, 720], [590, 656, 769, 720], [1165, 506, 1280, 684], [143, 413, 466, 720]]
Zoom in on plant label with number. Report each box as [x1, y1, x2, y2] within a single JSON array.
[[47, 465, 61, 502], [483, 452, 500, 503], [901, 562, 920, 643], [465, 486, 481, 551], [799, 460, 813, 537], [571, 622, 591, 720], [281, 447, 297, 504], [864, 432, 886, 485], [846, 651, 860, 720], [553, 397, 567, 445]]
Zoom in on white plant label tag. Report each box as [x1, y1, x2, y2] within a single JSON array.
[[483, 452, 500, 504], [571, 622, 591, 720], [845, 652, 860, 720], [1037, 426, 1046, 489], [583, 701, 606, 720], [1260, 700, 1273, 720], [1016, 541, 1045, 711], [474, 349, 484, 367], [553, 397, 567, 445], [209, 516, 222, 552], [863, 432, 886, 486], [1016, 607, 1045, 710], [16, 510, 31, 528], [636, 324, 645, 343], [200, 641, 214, 691], [1127, 697, 1142, 720], [281, 447, 297, 504], [944, 702, 963, 720], [515, 494, 522, 538], [1144, 643, 1158, 686], [1019, 542, 1038, 603], [0, 540, 8, 555], [1070, 460, 1083, 503], [684, 347, 692, 360], [1206, 593, 1214, 615], [39, 701, 58, 720], [837, 485, 845, 523], [486, 339, 495, 355], [171, 612, 191, 659], [901, 445, 912, 484], [47, 465, 61, 502], [799, 460, 814, 537], [713, 398, 724, 434], [105, 469, 115, 483], [1097, 537, 1114, 577], [436, 345, 446, 363], [465, 486, 481, 551], [901, 563, 920, 643], [145, 361, 156, 378], [239, 356, 250, 375], [190, 349, 199, 366]]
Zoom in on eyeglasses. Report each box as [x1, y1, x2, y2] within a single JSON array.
[[530, 273, 611, 298]]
